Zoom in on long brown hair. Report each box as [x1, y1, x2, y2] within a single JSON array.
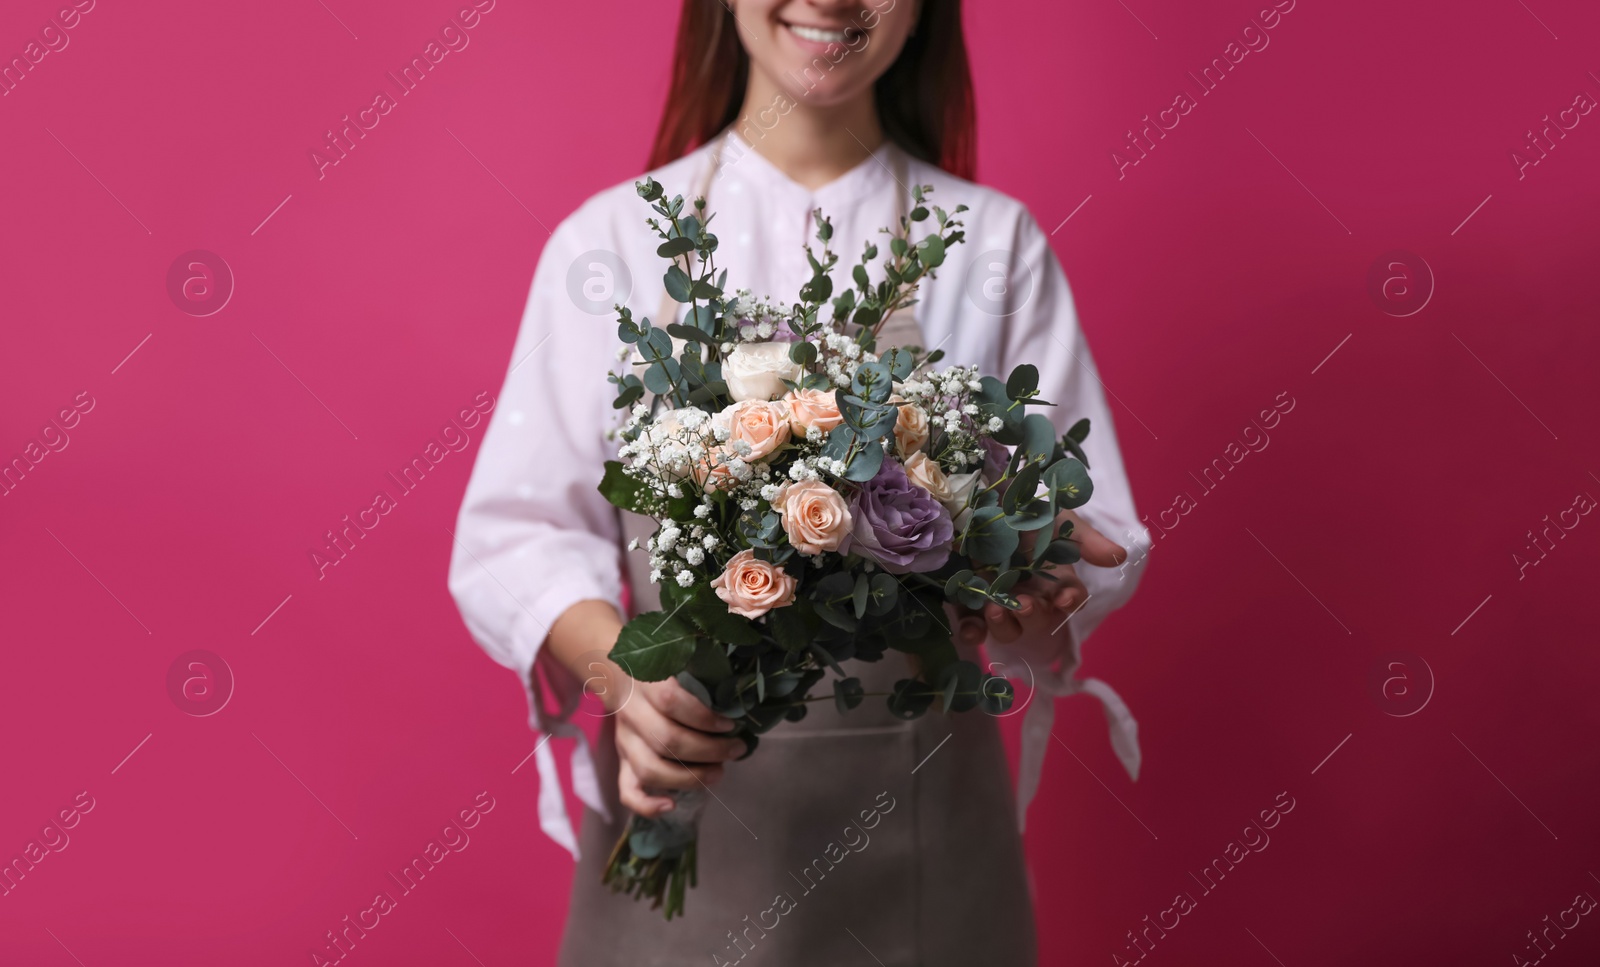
[[647, 0, 976, 180]]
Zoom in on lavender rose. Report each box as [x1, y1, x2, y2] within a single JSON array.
[[849, 459, 954, 574]]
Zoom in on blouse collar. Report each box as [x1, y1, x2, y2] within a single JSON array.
[[710, 127, 903, 213]]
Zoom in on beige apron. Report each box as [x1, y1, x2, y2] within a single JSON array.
[[557, 136, 1037, 967]]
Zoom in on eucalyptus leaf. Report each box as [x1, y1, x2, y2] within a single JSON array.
[[842, 440, 884, 482], [664, 265, 693, 303], [979, 676, 1016, 715], [963, 505, 1020, 565], [1042, 458, 1094, 510], [1006, 364, 1039, 399], [834, 677, 865, 713], [657, 236, 695, 259]]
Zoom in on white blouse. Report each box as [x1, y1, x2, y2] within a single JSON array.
[[448, 131, 1152, 860]]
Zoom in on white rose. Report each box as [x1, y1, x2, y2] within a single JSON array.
[[724, 341, 803, 402], [904, 453, 982, 518], [941, 470, 982, 518]]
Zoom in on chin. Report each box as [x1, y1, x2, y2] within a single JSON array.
[[774, 71, 872, 107]]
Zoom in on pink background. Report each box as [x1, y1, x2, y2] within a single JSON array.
[[4, 1, 1599, 964]]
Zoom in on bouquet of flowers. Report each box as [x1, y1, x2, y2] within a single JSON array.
[[597, 176, 1098, 918]]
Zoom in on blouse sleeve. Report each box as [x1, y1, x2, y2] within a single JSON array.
[[448, 214, 625, 859], [983, 210, 1153, 829]]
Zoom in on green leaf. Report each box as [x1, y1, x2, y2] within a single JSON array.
[[979, 676, 1015, 715], [1044, 539, 1082, 565], [842, 440, 884, 482], [773, 595, 821, 652], [675, 671, 713, 708], [868, 572, 898, 615], [976, 376, 1024, 444], [964, 506, 1020, 565], [887, 679, 934, 720], [642, 358, 681, 395], [657, 236, 695, 259], [937, 661, 983, 713], [1011, 495, 1059, 532], [1006, 364, 1039, 399], [1042, 458, 1094, 510], [943, 569, 975, 598], [685, 636, 734, 683], [1002, 462, 1041, 514], [915, 233, 945, 268], [789, 341, 818, 366], [881, 347, 917, 380], [949, 572, 991, 611], [666, 323, 718, 347], [850, 361, 893, 404], [834, 677, 865, 713], [610, 613, 697, 682], [800, 274, 833, 304], [1062, 435, 1091, 469], [808, 641, 847, 678], [597, 460, 649, 513], [664, 265, 693, 303], [1066, 417, 1091, 444], [852, 572, 871, 619], [685, 583, 761, 647], [1021, 413, 1059, 463]]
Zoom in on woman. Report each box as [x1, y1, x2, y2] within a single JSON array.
[[449, 1, 1151, 963]]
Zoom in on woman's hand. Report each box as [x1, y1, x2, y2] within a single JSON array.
[[953, 511, 1128, 660], [543, 599, 747, 820], [612, 675, 746, 819]]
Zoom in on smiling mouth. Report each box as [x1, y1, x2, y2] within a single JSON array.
[[784, 22, 860, 45]]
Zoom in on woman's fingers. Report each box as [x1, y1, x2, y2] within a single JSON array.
[[1046, 572, 1089, 615], [616, 725, 727, 790], [617, 758, 676, 818], [983, 599, 1025, 644], [643, 678, 737, 734], [957, 611, 987, 647], [1062, 510, 1127, 569], [982, 575, 1090, 643]]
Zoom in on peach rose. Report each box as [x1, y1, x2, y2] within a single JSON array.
[[718, 399, 792, 461], [904, 452, 982, 517], [711, 549, 798, 619], [892, 397, 930, 457], [693, 447, 736, 493], [777, 479, 853, 555], [783, 387, 844, 438]]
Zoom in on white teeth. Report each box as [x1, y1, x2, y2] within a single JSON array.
[[789, 24, 849, 44]]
